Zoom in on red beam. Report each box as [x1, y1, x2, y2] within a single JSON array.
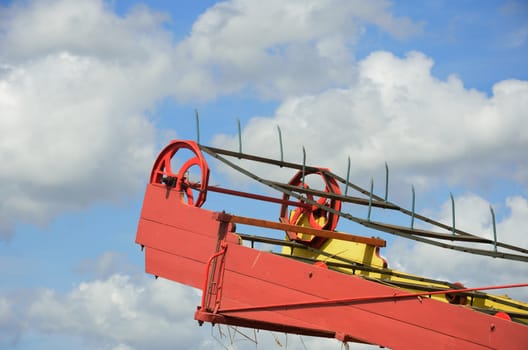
[[223, 213, 386, 247], [205, 185, 311, 208], [218, 282, 528, 314]]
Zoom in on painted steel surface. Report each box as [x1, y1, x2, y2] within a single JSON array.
[[136, 139, 528, 349]]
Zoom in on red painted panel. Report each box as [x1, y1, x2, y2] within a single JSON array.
[[145, 247, 204, 289], [136, 183, 528, 350], [206, 242, 528, 349]]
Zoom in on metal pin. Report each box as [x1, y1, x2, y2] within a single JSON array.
[[411, 185, 416, 230], [237, 118, 242, 155], [384, 162, 389, 201], [277, 125, 284, 165], [195, 109, 200, 144], [450, 192, 456, 235], [367, 178, 374, 221], [345, 156, 351, 196], [301, 146, 306, 189], [490, 206, 497, 253]]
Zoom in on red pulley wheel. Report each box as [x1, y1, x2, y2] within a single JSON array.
[[150, 140, 210, 207], [279, 168, 342, 248]]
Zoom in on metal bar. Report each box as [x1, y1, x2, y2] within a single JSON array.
[[384, 162, 389, 201], [267, 181, 398, 209], [218, 283, 528, 314], [219, 214, 386, 247], [450, 193, 455, 235], [277, 125, 284, 164], [237, 118, 242, 155], [201, 247, 227, 310], [301, 146, 306, 189], [195, 109, 200, 144], [204, 185, 310, 208], [490, 206, 497, 252], [364, 221, 492, 243], [345, 156, 351, 196], [367, 178, 373, 222], [411, 185, 415, 230], [200, 145, 319, 172]]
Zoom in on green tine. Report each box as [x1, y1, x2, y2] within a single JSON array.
[[195, 109, 200, 144], [367, 178, 374, 221], [450, 192, 456, 235], [411, 185, 416, 230], [490, 206, 498, 253], [277, 125, 284, 164], [237, 118, 242, 155]]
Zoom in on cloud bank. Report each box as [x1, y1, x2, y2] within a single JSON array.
[[213, 51, 528, 196], [0, 0, 422, 239]]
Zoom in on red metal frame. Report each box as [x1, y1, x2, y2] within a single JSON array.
[[137, 183, 528, 349], [136, 140, 528, 349]]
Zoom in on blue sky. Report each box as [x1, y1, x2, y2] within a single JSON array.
[[1, 1, 527, 349]]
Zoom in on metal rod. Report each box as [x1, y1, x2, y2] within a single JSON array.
[[223, 214, 386, 246], [450, 193, 456, 235], [411, 185, 415, 230], [277, 125, 284, 164], [195, 109, 200, 144], [201, 247, 227, 309], [367, 178, 373, 222], [345, 156, 351, 196], [490, 206, 497, 252], [205, 184, 311, 208], [237, 118, 242, 155], [301, 146, 306, 189], [264, 181, 399, 209], [384, 162, 389, 201], [218, 283, 528, 313], [200, 145, 319, 172]]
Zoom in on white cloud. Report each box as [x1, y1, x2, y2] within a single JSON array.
[[0, 0, 172, 62], [175, 0, 422, 99], [0, 0, 423, 239], [0, 50, 158, 239], [212, 51, 528, 197], [0, 295, 21, 346], [10, 275, 202, 350], [0, 0, 176, 239]]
